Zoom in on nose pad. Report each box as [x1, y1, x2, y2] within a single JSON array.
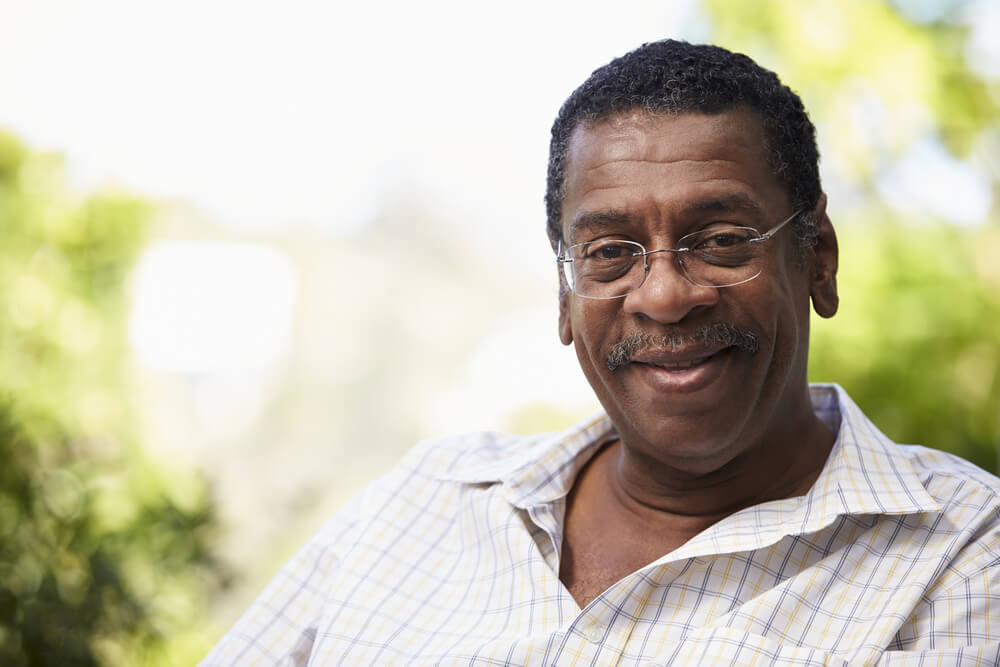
[[623, 251, 719, 323]]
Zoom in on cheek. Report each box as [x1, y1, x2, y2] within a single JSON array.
[[570, 304, 620, 372], [753, 278, 812, 375]]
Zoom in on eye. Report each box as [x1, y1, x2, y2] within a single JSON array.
[[686, 227, 759, 268], [580, 240, 640, 261], [695, 228, 754, 249]]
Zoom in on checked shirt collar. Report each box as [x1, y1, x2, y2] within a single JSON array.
[[438, 383, 940, 564]]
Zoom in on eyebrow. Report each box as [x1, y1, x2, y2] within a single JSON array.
[[684, 194, 765, 217], [568, 210, 634, 241], [568, 194, 766, 241]]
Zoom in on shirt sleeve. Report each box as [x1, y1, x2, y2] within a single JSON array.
[[198, 437, 452, 666], [199, 499, 362, 667]]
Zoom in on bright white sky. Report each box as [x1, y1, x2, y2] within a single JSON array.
[[2, 0, 993, 238], [0, 0, 707, 237]]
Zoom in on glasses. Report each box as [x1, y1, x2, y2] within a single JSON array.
[[556, 210, 800, 300]]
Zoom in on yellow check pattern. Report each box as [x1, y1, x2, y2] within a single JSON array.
[[203, 385, 1000, 666]]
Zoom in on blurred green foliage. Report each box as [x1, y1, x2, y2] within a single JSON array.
[[704, 0, 1000, 471], [704, 0, 996, 156], [811, 222, 1000, 472], [0, 132, 224, 665]]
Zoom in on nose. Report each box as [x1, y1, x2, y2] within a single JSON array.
[[622, 252, 719, 323]]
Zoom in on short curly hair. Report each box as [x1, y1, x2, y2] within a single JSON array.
[[546, 40, 821, 251]]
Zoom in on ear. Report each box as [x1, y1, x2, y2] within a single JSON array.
[[559, 283, 574, 345], [809, 194, 839, 319]]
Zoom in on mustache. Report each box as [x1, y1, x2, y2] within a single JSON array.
[[605, 323, 760, 372]]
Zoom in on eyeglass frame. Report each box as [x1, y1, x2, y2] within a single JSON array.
[[555, 209, 802, 300]]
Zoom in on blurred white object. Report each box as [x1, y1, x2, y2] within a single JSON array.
[[130, 241, 297, 374]]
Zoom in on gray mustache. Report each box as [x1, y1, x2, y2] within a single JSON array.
[[605, 323, 760, 372]]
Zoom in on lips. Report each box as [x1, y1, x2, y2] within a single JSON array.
[[627, 347, 732, 394], [629, 347, 725, 369]]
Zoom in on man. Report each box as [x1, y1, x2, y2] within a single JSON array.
[[204, 41, 999, 666]]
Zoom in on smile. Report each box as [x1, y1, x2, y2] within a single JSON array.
[[629, 348, 733, 393], [648, 355, 713, 372]]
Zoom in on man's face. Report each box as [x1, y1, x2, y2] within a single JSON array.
[[558, 109, 838, 474]]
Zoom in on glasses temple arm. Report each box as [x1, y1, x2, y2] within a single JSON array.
[[756, 209, 802, 242]]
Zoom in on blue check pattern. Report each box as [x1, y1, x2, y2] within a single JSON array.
[[203, 385, 1000, 666]]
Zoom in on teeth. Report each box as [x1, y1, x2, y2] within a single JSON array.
[[655, 356, 709, 371]]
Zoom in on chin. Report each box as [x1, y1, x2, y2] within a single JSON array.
[[612, 407, 748, 474]]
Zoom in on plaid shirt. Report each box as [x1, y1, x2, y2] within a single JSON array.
[[203, 385, 1000, 666]]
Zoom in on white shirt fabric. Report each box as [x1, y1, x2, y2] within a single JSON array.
[[203, 384, 1000, 666]]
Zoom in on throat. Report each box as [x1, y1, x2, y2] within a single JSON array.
[[558, 440, 710, 608], [557, 414, 836, 607], [611, 407, 837, 518]]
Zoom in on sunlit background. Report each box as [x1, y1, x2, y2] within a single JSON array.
[[1, 0, 998, 664]]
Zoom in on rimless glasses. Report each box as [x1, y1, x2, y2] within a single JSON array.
[[556, 210, 801, 300]]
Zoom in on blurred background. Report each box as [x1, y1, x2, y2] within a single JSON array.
[[1, 0, 998, 664]]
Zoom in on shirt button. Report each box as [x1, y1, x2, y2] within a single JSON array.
[[584, 626, 604, 643]]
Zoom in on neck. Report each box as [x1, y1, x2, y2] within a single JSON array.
[[608, 405, 835, 525]]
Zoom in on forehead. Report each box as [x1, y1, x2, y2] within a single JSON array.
[[561, 109, 787, 240]]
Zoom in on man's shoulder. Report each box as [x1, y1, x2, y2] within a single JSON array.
[[898, 442, 1000, 507], [386, 429, 554, 485], [404, 429, 551, 468], [392, 411, 612, 484], [817, 383, 1000, 513], [310, 415, 613, 551]]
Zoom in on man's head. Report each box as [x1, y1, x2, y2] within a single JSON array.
[[550, 41, 839, 476], [546, 40, 821, 253]]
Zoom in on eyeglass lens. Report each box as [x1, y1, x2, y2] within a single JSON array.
[[564, 227, 767, 298]]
